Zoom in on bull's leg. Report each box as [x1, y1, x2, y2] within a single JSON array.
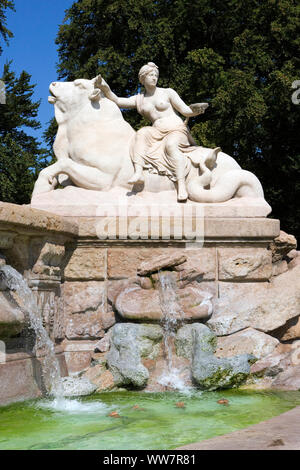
[[32, 159, 114, 196], [32, 161, 62, 196]]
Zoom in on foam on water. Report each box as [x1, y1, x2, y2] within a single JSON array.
[[158, 368, 193, 395], [61, 377, 97, 397], [35, 397, 109, 414]]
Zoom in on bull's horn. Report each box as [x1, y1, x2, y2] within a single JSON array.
[[89, 88, 101, 102]]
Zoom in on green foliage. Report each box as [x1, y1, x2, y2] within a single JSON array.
[[0, 0, 14, 55], [0, 63, 48, 204], [52, 0, 299, 239]]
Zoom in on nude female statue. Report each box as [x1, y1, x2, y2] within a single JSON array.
[[93, 62, 220, 201]]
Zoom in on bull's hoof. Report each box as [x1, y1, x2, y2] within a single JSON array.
[[32, 175, 57, 197]]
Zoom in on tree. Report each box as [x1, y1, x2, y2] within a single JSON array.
[[0, 1, 48, 205], [53, 0, 300, 239], [0, 0, 14, 55], [0, 63, 48, 204]]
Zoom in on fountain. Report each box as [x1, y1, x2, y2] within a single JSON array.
[[0, 264, 96, 401], [0, 265, 63, 397], [157, 271, 190, 392], [0, 62, 299, 450]]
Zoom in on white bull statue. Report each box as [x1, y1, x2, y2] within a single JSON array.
[[32, 77, 264, 203]]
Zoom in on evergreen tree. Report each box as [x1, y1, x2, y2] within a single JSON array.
[[54, 0, 299, 239], [0, 63, 48, 204], [0, 3, 48, 204], [0, 0, 14, 55]]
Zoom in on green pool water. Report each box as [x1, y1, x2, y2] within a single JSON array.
[[1, 390, 300, 450]]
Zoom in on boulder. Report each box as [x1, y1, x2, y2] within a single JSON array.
[[94, 331, 112, 353], [270, 230, 297, 262], [288, 256, 300, 270], [271, 316, 300, 342], [175, 323, 254, 391], [286, 249, 299, 261], [271, 366, 300, 391], [83, 364, 115, 391], [192, 352, 254, 391], [272, 260, 288, 277], [216, 328, 279, 360], [114, 284, 213, 321], [208, 264, 300, 335], [107, 323, 163, 388], [249, 342, 300, 390]]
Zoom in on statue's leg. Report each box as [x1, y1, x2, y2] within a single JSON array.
[[128, 128, 151, 184], [165, 137, 188, 202], [32, 159, 114, 196]]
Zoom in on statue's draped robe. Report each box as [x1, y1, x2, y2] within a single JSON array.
[[131, 94, 201, 181]]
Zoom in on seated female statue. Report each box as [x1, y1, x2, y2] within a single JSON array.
[[96, 62, 220, 201]]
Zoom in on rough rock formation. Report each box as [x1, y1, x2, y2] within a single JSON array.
[[216, 328, 279, 360], [249, 343, 300, 391], [208, 264, 300, 335], [175, 324, 255, 390], [107, 323, 163, 388], [270, 230, 297, 262]]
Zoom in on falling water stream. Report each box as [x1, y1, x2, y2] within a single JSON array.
[[0, 265, 64, 397], [0, 265, 97, 402], [157, 271, 189, 392]]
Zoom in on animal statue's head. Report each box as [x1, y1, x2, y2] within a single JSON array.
[[48, 77, 104, 124]]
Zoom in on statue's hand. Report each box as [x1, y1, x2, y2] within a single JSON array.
[[94, 74, 110, 92], [189, 103, 209, 115]]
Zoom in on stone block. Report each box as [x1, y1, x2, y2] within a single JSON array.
[[31, 240, 65, 277], [63, 281, 115, 340], [107, 246, 215, 280], [65, 312, 105, 340], [63, 281, 106, 316], [64, 351, 93, 374], [0, 357, 42, 405], [218, 247, 272, 281], [64, 247, 106, 280]]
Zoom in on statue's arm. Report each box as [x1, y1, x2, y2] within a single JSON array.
[[94, 75, 136, 109], [168, 88, 208, 117]]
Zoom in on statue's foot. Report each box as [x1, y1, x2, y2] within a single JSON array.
[[128, 172, 145, 184], [177, 188, 188, 202]]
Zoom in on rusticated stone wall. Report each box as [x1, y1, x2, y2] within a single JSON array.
[[1, 202, 289, 402], [0, 203, 76, 404]]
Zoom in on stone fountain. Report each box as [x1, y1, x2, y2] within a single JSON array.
[[0, 64, 299, 404]]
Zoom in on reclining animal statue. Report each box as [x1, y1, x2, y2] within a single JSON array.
[[32, 63, 264, 204]]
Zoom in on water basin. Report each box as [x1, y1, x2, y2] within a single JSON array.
[[1, 390, 300, 450]]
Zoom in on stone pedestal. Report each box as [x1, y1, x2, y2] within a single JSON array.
[[0, 199, 283, 402]]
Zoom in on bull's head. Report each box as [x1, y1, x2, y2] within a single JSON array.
[[48, 78, 102, 119]]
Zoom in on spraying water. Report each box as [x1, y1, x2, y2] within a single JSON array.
[[157, 271, 190, 392], [0, 265, 63, 397]]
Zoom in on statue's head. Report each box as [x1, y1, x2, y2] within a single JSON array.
[[138, 62, 159, 85]]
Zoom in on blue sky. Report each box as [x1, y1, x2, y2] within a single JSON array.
[[1, 0, 74, 144]]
